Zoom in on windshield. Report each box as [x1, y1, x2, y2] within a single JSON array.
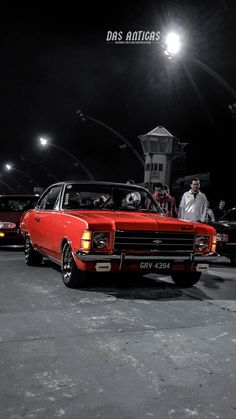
[[62, 184, 162, 213], [220, 209, 236, 222], [0, 197, 37, 212]]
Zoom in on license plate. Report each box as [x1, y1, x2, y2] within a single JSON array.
[[196, 263, 209, 272], [139, 261, 171, 271]]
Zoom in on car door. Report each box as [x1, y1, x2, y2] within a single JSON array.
[[32, 185, 62, 255]]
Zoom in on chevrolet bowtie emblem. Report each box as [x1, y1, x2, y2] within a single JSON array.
[[153, 239, 162, 244]]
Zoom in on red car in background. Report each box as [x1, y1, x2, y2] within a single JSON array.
[[0, 195, 38, 246], [20, 181, 221, 288]]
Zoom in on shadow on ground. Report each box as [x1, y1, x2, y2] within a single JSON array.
[[2, 248, 234, 302], [42, 259, 213, 301]]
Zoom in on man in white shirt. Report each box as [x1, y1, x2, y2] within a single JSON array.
[[178, 178, 208, 223]]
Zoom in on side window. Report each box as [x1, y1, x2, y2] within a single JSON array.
[[38, 186, 62, 210], [38, 193, 49, 210]]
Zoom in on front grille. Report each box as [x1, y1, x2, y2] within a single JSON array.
[[114, 230, 194, 253]]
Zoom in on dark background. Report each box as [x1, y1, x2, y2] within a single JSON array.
[[0, 1, 235, 207]]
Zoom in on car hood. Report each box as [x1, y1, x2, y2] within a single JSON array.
[[213, 221, 236, 232], [64, 210, 214, 234]]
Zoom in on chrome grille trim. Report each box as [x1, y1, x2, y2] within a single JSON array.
[[114, 230, 194, 253]]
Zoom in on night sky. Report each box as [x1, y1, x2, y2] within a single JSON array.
[[0, 1, 235, 206]]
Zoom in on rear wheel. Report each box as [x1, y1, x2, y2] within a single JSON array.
[[171, 271, 202, 288], [61, 243, 87, 288], [25, 235, 43, 266]]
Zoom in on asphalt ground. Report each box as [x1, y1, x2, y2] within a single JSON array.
[[0, 249, 236, 419]]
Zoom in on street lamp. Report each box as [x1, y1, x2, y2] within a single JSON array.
[[20, 155, 59, 182], [39, 137, 94, 180], [228, 103, 236, 117], [165, 33, 180, 55], [161, 30, 236, 99], [0, 179, 17, 194], [161, 31, 181, 59], [76, 110, 144, 167], [40, 138, 47, 146], [4, 163, 40, 187]]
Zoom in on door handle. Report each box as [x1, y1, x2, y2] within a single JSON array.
[[34, 217, 40, 222]]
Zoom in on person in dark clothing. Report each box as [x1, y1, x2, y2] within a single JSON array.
[[152, 183, 172, 216], [213, 200, 226, 221]]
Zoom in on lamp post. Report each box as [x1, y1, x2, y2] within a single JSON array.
[[39, 137, 94, 180], [20, 155, 59, 182], [191, 57, 236, 100], [0, 173, 29, 193], [0, 179, 17, 194], [76, 110, 144, 167], [4, 164, 40, 187], [162, 31, 236, 100]]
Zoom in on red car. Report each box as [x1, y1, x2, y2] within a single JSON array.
[[20, 181, 219, 288], [0, 195, 38, 246]]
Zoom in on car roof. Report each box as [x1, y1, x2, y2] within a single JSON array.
[[49, 181, 147, 192], [0, 194, 38, 198]]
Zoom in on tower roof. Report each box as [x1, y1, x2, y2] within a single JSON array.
[[139, 126, 174, 139]]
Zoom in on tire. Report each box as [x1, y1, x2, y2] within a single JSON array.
[[25, 235, 43, 266], [61, 243, 87, 288], [171, 271, 202, 288], [230, 251, 236, 266]]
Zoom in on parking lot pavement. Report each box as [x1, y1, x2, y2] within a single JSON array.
[[0, 249, 236, 419]]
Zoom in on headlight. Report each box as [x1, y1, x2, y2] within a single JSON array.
[[194, 235, 210, 252], [93, 232, 110, 249], [216, 233, 228, 242], [0, 222, 16, 229]]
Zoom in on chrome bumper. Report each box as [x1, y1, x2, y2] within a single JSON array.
[[76, 252, 223, 264]]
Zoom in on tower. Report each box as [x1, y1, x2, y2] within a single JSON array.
[[139, 126, 187, 192]]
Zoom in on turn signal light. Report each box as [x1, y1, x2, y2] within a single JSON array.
[[211, 235, 217, 253], [80, 230, 92, 253]]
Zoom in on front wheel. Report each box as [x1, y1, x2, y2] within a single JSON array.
[[25, 235, 43, 266], [61, 243, 87, 288], [171, 271, 202, 288]]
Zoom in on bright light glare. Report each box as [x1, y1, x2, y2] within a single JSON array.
[[40, 137, 48, 146], [166, 32, 180, 55], [5, 163, 12, 171]]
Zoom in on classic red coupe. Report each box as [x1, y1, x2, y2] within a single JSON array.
[[20, 181, 219, 288]]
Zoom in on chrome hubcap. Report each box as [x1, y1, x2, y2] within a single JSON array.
[[63, 247, 73, 283], [25, 237, 30, 261]]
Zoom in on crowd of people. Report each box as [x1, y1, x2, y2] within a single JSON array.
[[149, 178, 226, 223]]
